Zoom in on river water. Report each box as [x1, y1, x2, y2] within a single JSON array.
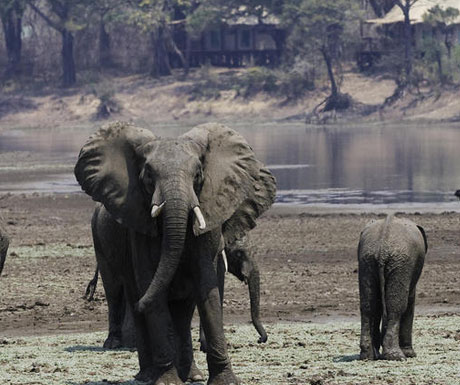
[[1, 121, 460, 210]]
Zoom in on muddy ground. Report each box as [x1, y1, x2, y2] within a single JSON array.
[[1, 193, 459, 339]]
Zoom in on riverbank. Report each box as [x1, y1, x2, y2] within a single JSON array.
[[0, 193, 459, 339], [2, 68, 460, 130]]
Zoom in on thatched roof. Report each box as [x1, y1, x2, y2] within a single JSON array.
[[225, 6, 280, 26], [367, 0, 460, 25]]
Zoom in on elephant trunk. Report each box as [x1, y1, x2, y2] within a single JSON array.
[[136, 187, 190, 313], [248, 267, 267, 343]]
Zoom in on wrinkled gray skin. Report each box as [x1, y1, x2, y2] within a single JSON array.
[[358, 215, 427, 361], [0, 224, 9, 276], [74, 122, 276, 385], [85, 235, 267, 353], [200, 237, 267, 353]]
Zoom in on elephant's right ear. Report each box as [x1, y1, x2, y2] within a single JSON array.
[[417, 225, 428, 253], [74, 122, 157, 236]]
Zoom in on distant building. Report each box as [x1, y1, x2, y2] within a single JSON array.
[[173, 11, 285, 68], [358, 0, 460, 70]]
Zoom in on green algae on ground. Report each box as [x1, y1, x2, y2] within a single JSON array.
[[1, 316, 459, 385]]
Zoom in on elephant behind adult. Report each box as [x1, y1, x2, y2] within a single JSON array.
[[75, 122, 276, 385], [358, 214, 427, 361], [0, 223, 9, 276]]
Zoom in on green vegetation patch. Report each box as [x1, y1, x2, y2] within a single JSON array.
[[1, 316, 460, 384]]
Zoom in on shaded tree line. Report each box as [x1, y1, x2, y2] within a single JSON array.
[[1, 0, 460, 112]]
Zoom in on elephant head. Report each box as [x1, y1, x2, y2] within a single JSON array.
[[75, 122, 276, 312]]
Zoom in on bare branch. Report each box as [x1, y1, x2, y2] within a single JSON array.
[[27, 0, 63, 32]]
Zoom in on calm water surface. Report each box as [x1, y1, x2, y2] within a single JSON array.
[[1, 121, 460, 209]]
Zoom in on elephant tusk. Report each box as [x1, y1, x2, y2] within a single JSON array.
[[151, 201, 165, 218], [222, 249, 228, 273], [193, 206, 206, 230]]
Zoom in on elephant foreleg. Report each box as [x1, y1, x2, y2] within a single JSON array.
[[98, 259, 125, 349], [170, 298, 204, 382], [200, 252, 226, 353], [192, 247, 239, 385]]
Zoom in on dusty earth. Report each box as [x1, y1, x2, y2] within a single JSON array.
[[1, 193, 460, 338], [1, 194, 460, 384]]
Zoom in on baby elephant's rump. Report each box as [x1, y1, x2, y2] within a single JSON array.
[[358, 215, 427, 361]]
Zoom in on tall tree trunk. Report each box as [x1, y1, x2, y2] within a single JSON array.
[[321, 47, 338, 99], [400, 3, 413, 85], [99, 19, 111, 68], [61, 29, 76, 87], [151, 26, 171, 78], [184, 34, 191, 76], [436, 50, 443, 84], [1, 8, 22, 77]]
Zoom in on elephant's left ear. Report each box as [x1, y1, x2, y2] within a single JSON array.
[[182, 123, 276, 243], [74, 122, 157, 236], [417, 225, 428, 253]]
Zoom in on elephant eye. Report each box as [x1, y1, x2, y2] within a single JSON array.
[[193, 167, 203, 193]]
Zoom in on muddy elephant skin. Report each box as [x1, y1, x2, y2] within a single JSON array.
[[358, 214, 427, 361], [0, 224, 9, 276], [86, 235, 267, 352], [74, 122, 276, 385]]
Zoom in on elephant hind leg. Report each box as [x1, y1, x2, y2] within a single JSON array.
[[399, 289, 416, 357], [359, 258, 381, 360], [381, 270, 411, 361]]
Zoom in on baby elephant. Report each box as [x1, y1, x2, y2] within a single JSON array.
[[358, 214, 427, 361]]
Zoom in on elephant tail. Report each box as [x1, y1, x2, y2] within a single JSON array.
[[378, 214, 393, 325]]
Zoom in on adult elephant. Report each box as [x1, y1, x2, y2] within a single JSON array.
[[75, 122, 276, 385], [85, 235, 268, 352], [358, 214, 427, 361], [0, 224, 9, 276]]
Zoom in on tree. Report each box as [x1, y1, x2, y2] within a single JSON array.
[[423, 5, 459, 60], [282, 0, 361, 111], [90, 0, 125, 69], [394, 0, 419, 86], [0, 0, 26, 78], [28, 0, 90, 86]]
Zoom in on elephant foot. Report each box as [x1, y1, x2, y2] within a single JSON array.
[[186, 361, 204, 383], [359, 345, 379, 360], [154, 365, 184, 385], [103, 334, 122, 349], [135, 366, 157, 382], [401, 346, 417, 358], [381, 348, 406, 361], [208, 363, 240, 385]]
